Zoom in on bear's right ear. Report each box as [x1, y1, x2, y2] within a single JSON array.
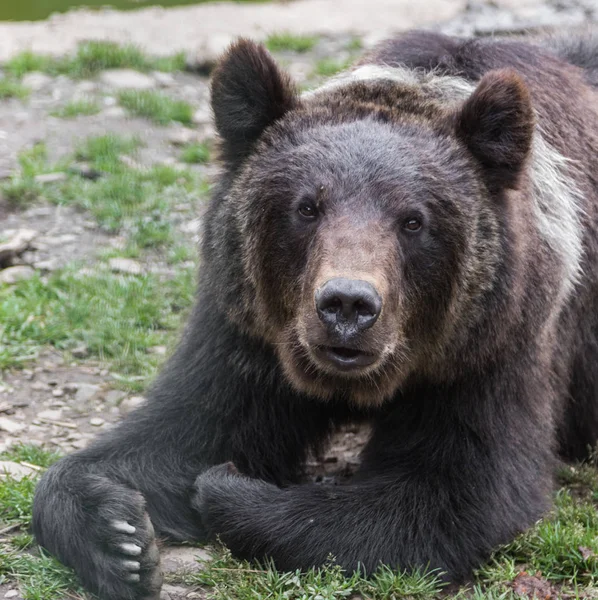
[[211, 39, 299, 165]]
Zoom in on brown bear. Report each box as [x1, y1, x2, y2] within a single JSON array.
[[32, 29, 598, 600]]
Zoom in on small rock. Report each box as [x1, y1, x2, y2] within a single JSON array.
[[63, 382, 79, 394], [192, 107, 211, 126], [0, 266, 35, 285], [31, 381, 50, 391], [51, 388, 64, 397], [22, 71, 53, 91], [69, 163, 103, 180], [71, 344, 89, 358], [75, 80, 97, 94], [0, 228, 37, 265], [34, 172, 67, 184], [4, 588, 20, 598], [153, 71, 176, 87], [0, 417, 26, 433], [90, 417, 105, 427], [100, 69, 156, 90], [149, 346, 167, 356], [109, 257, 143, 275], [38, 409, 63, 421], [102, 106, 127, 119], [34, 258, 59, 271], [161, 546, 211, 576], [120, 395, 146, 412], [72, 438, 90, 449], [75, 383, 101, 403], [0, 461, 37, 481], [104, 389, 126, 405], [168, 127, 200, 146]]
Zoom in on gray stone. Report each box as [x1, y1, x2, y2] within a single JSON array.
[[75, 383, 101, 404], [187, 34, 234, 72], [100, 69, 156, 90], [90, 417, 105, 426], [109, 257, 143, 275], [120, 395, 146, 412], [161, 546, 211, 576], [34, 172, 67, 184], [22, 71, 53, 91], [0, 417, 26, 434], [153, 71, 176, 87], [0, 228, 37, 264], [0, 266, 35, 285], [0, 461, 37, 481]]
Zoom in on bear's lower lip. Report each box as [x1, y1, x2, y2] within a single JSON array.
[[313, 345, 378, 371]]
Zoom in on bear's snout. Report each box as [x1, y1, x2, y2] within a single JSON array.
[[315, 278, 382, 333]]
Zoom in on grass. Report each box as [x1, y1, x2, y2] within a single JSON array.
[[0, 78, 29, 100], [2, 134, 206, 251], [5, 41, 186, 80], [0, 266, 195, 381], [265, 32, 318, 53], [50, 99, 101, 118], [180, 142, 210, 164], [313, 57, 352, 78], [118, 90, 193, 125], [5, 456, 598, 600]]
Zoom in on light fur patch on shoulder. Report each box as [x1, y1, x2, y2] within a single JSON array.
[[530, 130, 584, 297], [302, 64, 476, 103]]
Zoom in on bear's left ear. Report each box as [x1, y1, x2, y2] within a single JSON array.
[[211, 39, 299, 165], [455, 69, 535, 191]]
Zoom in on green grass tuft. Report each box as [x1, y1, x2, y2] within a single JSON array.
[[5, 42, 186, 80], [0, 266, 195, 379], [0, 78, 29, 100], [50, 99, 101, 118], [180, 142, 210, 164], [313, 58, 352, 78], [118, 90, 193, 125], [265, 32, 318, 53]]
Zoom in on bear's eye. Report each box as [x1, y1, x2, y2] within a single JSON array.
[[403, 217, 422, 232], [298, 202, 318, 220]]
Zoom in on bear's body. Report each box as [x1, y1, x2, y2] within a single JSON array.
[[33, 30, 598, 600]]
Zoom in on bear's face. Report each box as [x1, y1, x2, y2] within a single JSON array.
[[210, 40, 534, 404]]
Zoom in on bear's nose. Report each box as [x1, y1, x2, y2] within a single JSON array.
[[315, 278, 382, 332]]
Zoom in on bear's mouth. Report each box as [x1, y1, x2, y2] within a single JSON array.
[[313, 345, 378, 372]]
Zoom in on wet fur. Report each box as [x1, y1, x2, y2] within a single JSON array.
[[32, 30, 598, 599]]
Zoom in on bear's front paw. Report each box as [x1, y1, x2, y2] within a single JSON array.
[[89, 486, 163, 600]]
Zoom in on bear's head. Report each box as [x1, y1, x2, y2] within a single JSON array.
[[206, 40, 535, 405]]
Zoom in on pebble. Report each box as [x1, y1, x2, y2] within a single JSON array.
[[192, 107, 211, 126], [51, 388, 64, 397], [153, 71, 176, 87], [4, 589, 19, 598], [120, 395, 146, 412], [0, 461, 37, 481], [90, 417, 105, 426], [34, 172, 68, 184], [0, 228, 37, 264], [31, 381, 50, 391], [168, 126, 201, 146], [75, 383, 101, 403], [38, 409, 63, 421], [102, 106, 127, 119], [100, 69, 156, 90], [71, 344, 89, 358], [0, 417, 26, 434], [22, 71, 53, 91], [109, 257, 143, 275], [0, 266, 35, 284]]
